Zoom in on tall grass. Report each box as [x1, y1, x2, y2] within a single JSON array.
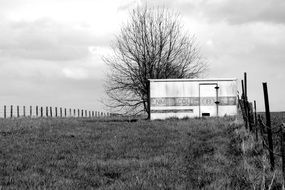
[[0, 117, 252, 189]]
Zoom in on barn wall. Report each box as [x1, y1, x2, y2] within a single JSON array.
[[149, 79, 237, 120]]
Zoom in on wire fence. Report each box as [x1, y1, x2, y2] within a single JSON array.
[[0, 105, 112, 119], [239, 72, 285, 183]]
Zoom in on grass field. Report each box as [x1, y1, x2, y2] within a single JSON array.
[[0, 117, 257, 189]]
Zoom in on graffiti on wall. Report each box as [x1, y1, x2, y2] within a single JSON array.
[[151, 96, 237, 107]]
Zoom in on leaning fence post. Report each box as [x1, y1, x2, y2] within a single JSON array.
[[263, 82, 274, 171]]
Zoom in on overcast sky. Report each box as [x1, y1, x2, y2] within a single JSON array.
[[0, 0, 284, 114]]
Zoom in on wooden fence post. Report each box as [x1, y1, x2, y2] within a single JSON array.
[[60, 107, 62, 117], [81, 110, 83, 117], [36, 106, 38, 117], [244, 72, 253, 131], [64, 108, 67, 117], [77, 109, 80, 117], [55, 107, 58, 117], [30, 106, 32, 117], [40, 107, 43, 117], [10, 105, 13, 118], [69, 109, 72, 117], [4, 105, 6, 119], [85, 110, 87, 117], [50, 107, 52, 117], [23, 106, 26, 117], [241, 80, 248, 129], [263, 82, 274, 171], [46, 106, 48, 117], [92, 111, 94, 117], [17, 106, 19, 118]]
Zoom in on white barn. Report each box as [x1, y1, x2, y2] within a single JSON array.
[[149, 78, 237, 120]]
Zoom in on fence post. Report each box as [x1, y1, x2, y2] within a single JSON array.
[[241, 80, 248, 129], [78, 109, 80, 117], [244, 72, 253, 131], [30, 106, 32, 117], [92, 111, 94, 117], [23, 106, 26, 117], [40, 107, 43, 117], [263, 82, 274, 171], [60, 107, 62, 117], [17, 106, 19, 118], [50, 107, 52, 117], [10, 105, 13, 118], [36, 106, 38, 117], [55, 107, 58, 117], [4, 105, 6, 119], [46, 106, 48, 117], [64, 108, 67, 117], [69, 109, 72, 117]]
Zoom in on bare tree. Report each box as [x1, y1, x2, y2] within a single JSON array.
[[104, 6, 207, 118]]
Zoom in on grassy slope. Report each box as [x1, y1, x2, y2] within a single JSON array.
[[0, 117, 249, 189]]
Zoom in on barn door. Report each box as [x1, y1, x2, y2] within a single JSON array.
[[199, 84, 218, 117]]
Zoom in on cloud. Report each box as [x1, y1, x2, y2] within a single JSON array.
[[62, 67, 89, 80], [134, 0, 285, 25], [187, 0, 285, 25], [0, 18, 111, 61]]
